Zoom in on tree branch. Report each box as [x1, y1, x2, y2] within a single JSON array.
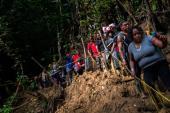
[[117, 0, 138, 25]]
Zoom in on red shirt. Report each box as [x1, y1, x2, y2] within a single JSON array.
[[72, 54, 81, 69], [87, 42, 99, 57]]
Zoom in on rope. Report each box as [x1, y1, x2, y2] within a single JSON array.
[[111, 52, 170, 110], [48, 41, 170, 103], [113, 54, 170, 102], [112, 32, 170, 103], [139, 78, 170, 102]]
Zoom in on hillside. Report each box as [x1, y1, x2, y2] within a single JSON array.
[[55, 71, 170, 113]]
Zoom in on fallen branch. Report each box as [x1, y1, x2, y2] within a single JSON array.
[[12, 100, 31, 110], [31, 57, 44, 69], [0, 82, 16, 87]]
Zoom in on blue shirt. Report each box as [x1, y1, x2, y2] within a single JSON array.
[[66, 56, 73, 71], [128, 35, 165, 69]]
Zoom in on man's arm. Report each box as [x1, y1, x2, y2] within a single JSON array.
[[117, 36, 126, 65]]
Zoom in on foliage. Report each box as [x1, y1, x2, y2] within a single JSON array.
[[16, 73, 39, 91], [0, 104, 12, 113], [151, 0, 157, 11], [70, 0, 118, 34], [0, 95, 15, 113], [16, 74, 30, 89], [0, 0, 169, 77], [0, 0, 75, 75]]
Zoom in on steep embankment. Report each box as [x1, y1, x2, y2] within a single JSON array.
[[12, 69, 170, 113], [55, 70, 166, 113]]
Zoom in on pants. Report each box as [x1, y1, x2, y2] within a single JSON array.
[[143, 60, 170, 90], [143, 60, 170, 107], [112, 51, 120, 69], [95, 57, 101, 69], [85, 58, 90, 71], [66, 68, 73, 82], [134, 63, 144, 94]]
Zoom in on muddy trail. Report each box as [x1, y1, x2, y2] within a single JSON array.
[[55, 71, 170, 113], [55, 38, 170, 113], [13, 70, 170, 113]]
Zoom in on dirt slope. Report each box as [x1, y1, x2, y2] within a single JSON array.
[[55, 71, 163, 113]]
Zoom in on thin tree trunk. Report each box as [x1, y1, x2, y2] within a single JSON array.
[[68, 0, 75, 43], [117, 0, 138, 25], [81, 37, 88, 71], [144, 0, 157, 31], [31, 57, 44, 69], [157, 0, 166, 11], [56, 0, 62, 64], [164, 0, 170, 9], [127, 0, 133, 13], [57, 32, 62, 64]]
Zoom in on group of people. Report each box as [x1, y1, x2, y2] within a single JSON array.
[[36, 20, 170, 108], [36, 47, 85, 89]]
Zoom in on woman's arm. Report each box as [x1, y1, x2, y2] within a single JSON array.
[[151, 33, 168, 48], [152, 37, 163, 48]]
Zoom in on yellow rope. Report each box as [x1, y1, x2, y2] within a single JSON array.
[[49, 48, 170, 104], [139, 78, 170, 102], [111, 53, 170, 103]]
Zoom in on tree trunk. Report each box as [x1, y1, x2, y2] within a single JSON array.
[[117, 0, 138, 25], [164, 0, 170, 9], [157, 0, 165, 11], [81, 37, 88, 71], [57, 32, 62, 64], [127, 0, 133, 13], [144, 0, 157, 31], [56, 0, 62, 64]]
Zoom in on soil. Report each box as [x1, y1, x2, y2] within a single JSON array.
[[13, 86, 63, 113], [55, 71, 169, 113], [13, 70, 170, 113]]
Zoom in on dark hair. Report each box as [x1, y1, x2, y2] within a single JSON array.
[[117, 21, 128, 31], [128, 26, 144, 40], [119, 21, 126, 27], [90, 36, 94, 41]]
